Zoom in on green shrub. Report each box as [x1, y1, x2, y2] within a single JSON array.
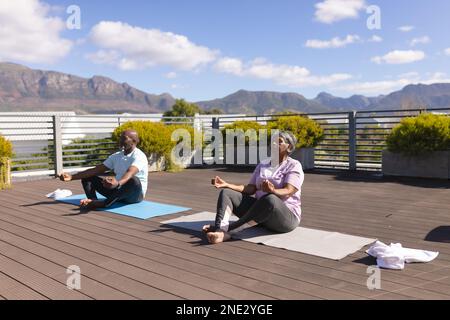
[[386, 113, 450, 156], [112, 121, 199, 171], [0, 135, 13, 158], [269, 116, 324, 148], [0, 135, 13, 190], [222, 121, 266, 144]]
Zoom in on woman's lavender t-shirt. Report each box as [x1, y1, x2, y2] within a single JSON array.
[[249, 157, 304, 220]]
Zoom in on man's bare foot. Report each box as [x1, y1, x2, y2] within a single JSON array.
[[79, 199, 105, 211], [206, 231, 231, 244], [80, 198, 93, 207]]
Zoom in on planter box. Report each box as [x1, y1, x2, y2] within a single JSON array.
[[223, 144, 265, 166], [223, 145, 315, 169], [0, 157, 11, 190], [382, 150, 450, 179], [290, 148, 315, 170], [148, 153, 167, 172], [148, 150, 200, 172]]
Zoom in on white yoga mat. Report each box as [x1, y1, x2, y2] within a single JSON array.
[[161, 211, 377, 260]]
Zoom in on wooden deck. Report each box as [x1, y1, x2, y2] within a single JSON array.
[[0, 167, 449, 300]]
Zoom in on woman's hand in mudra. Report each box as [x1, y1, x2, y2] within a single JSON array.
[[261, 180, 276, 193], [211, 176, 228, 189]]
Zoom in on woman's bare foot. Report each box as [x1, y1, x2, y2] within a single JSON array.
[[206, 231, 231, 244]]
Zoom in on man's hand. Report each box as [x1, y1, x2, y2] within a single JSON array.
[[211, 176, 228, 189], [261, 179, 275, 193], [102, 176, 119, 189], [59, 172, 72, 182]]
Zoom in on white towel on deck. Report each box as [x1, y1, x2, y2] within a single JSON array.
[[46, 189, 72, 200], [366, 240, 439, 270]]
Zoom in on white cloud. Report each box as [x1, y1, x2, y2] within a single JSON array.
[[47, 4, 66, 15], [165, 72, 177, 79], [305, 34, 360, 49], [88, 21, 218, 71], [368, 35, 383, 43], [419, 72, 450, 85], [85, 50, 121, 65], [444, 48, 450, 56], [170, 83, 189, 89], [337, 79, 414, 94], [214, 57, 244, 75], [314, 0, 366, 24], [0, 0, 72, 63], [214, 57, 352, 87], [409, 36, 430, 47], [371, 50, 425, 64], [398, 25, 415, 32], [336, 72, 450, 95], [75, 38, 87, 46], [397, 72, 420, 79]]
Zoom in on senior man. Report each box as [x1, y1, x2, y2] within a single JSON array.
[[59, 130, 148, 211]]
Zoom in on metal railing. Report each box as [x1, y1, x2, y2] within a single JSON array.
[[1, 107, 449, 177], [0, 113, 198, 176], [215, 107, 450, 171]]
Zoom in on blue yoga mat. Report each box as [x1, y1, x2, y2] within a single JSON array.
[[57, 193, 190, 219]]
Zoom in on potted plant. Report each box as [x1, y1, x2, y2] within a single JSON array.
[[383, 113, 450, 179], [0, 135, 13, 190], [268, 115, 324, 170], [112, 121, 199, 172]]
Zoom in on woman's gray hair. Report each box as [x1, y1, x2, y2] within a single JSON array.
[[279, 131, 297, 154]]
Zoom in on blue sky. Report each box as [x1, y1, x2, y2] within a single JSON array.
[[1, 0, 450, 101]]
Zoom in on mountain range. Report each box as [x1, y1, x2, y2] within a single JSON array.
[[1, 62, 450, 114], [0, 62, 175, 114]]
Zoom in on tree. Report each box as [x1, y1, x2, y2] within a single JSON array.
[[202, 108, 224, 115], [163, 99, 202, 118]]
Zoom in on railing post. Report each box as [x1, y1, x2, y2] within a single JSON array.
[[211, 117, 220, 162], [348, 111, 357, 171], [212, 117, 220, 130], [194, 113, 201, 130], [52, 115, 63, 177]]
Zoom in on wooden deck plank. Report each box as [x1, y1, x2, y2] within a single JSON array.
[[0, 240, 136, 300], [0, 217, 224, 300], [0, 199, 271, 300], [0, 229, 180, 300], [0, 254, 90, 300], [10, 178, 450, 300], [0, 196, 313, 300], [0, 167, 448, 300], [0, 271, 48, 300], [0, 186, 437, 300], [0, 185, 378, 300], [0, 195, 340, 298]]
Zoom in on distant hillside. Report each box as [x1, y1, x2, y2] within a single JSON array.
[[367, 83, 450, 110], [0, 62, 175, 114], [1, 62, 450, 114], [313, 92, 383, 111], [196, 89, 330, 114], [197, 84, 450, 114]]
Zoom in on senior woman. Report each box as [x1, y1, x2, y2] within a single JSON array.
[[204, 131, 305, 244]]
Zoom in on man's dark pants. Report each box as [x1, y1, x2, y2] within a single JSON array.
[[81, 176, 143, 207]]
